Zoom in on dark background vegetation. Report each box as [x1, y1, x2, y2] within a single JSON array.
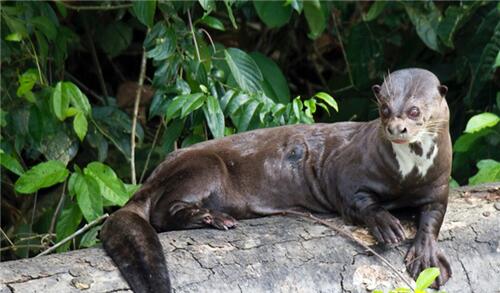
[[1, 0, 499, 260]]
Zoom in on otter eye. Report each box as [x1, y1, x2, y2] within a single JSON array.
[[408, 106, 420, 119], [380, 104, 391, 118]]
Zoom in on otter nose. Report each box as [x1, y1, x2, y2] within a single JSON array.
[[387, 124, 407, 136]]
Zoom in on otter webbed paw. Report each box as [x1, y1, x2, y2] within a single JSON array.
[[200, 210, 238, 230], [366, 210, 406, 244], [405, 234, 451, 288]]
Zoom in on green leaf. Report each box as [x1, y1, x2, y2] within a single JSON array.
[[235, 100, 260, 132], [80, 226, 101, 248], [437, 5, 469, 48], [363, 1, 387, 22], [166, 95, 188, 122], [69, 172, 102, 222], [225, 48, 263, 93], [63, 82, 91, 115], [133, 0, 157, 27], [415, 267, 440, 290], [145, 26, 176, 61], [303, 0, 326, 39], [250, 52, 290, 104], [292, 97, 303, 120], [0, 149, 24, 176], [16, 69, 38, 98], [203, 95, 225, 138], [56, 204, 82, 252], [15, 160, 69, 194], [220, 90, 236, 111], [199, 15, 225, 31], [73, 112, 88, 141], [97, 22, 133, 58], [464, 112, 500, 133], [125, 183, 141, 197], [5, 32, 22, 42], [52, 82, 70, 121], [198, 0, 215, 12], [84, 162, 129, 207], [181, 94, 206, 118], [469, 159, 500, 186], [253, 1, 292, 28], [495, 50, 500, 68], [226, 93, 251, 115], [403, 2, 441, 52], [161, 119, 185, 153], [31, 16, 57, 40], [453, 129, 492, 153], [314, 92, 338, 112], [286, 0, 303, 13], [224, 0, 238, 29]]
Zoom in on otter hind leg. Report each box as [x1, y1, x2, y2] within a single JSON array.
[[162, 201, 238, 230]]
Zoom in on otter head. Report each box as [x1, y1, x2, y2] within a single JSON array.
[[372, 68, 449, 145]]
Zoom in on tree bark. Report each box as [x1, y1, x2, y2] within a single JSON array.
[[1, 184, 499, 293]]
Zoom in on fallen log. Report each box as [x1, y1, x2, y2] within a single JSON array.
[[1, 184, 499, 293]]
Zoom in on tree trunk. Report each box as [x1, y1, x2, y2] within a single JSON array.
[[1, 184, 499, 293]]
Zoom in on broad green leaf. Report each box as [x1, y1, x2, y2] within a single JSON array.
[[15, 160, 69, 194], [16, 69, 38, 98], [224, 0, 238, 29], [453, 129, 492, 153], [199, 15, 225, 31], [253, 1, 292, 28], [292, 97, 303, 120], [80, 226, 101, 248], [5, 32, 22, 42], [56, 204, 82, 252], [303, 0, 326, 39], [84, 162, 128, 207], [31, 16, 57, 40], [96, 21, 133, 58], [235, 100, 260, 132], [250, 52, 290, 104], [437, 5, 468, 48], [181, 93, 206, 118], [161, 119, 185, 153], [198, 0, 215, 12], [286, 0, 303, 13], [73, 112, 88, 141], [469, 159, 500, 186], [363, 1, 387, 22], [133, 0, 157, 27], [125, 183, 141, 197], [403, 2, 441, 52], [0, 149, 24, 176], [495, 50, 500, 68], [52, 82, 70, 121], [166, 95, 188, 122], [226, 93, 251, 115], [272, 103, 287, 118], [203, 95, 225, 138], [415, 267, 440, 290], [65, 107, 79, 117], [69, 172, 102, 222], [449, 177, 460, 188], [145, 27, 176, 61], [63, 82, 91, 115], [464, 112, 500, 133], [225, 48, 263, 93], [220, 90, 236, 111], [314, 92, 338, 112]]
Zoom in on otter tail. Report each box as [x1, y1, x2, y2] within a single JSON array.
[[100, 210, 171, 292]]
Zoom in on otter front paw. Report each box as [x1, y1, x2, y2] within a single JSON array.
[[367, 210, 406, 244], [405, 235, 451, 288]]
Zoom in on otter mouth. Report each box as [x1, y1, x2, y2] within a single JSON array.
[[390, 139, 410, 144]]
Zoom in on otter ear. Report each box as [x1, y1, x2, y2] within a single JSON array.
[[372, 85, 382, 98], [438, 85, 448, 97]]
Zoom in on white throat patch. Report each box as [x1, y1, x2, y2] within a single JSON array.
[[391, 134, 438, 178]]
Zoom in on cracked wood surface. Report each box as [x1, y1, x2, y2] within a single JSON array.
[[1, 184, 499, 293]]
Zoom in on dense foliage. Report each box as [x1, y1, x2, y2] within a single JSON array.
[[1, 1, 499, 260]]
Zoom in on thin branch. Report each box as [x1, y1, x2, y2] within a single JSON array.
[[0, 227, 15, 247], [36, 214, 109, 257], [65, 72, 106, 104], [188, 9, 201, 62], [199, 28, 217, 53], [0, 244, 45, 252], [59, 2, 132, 11], [281, 210, 415, 290], [331, 10, 355, 90], [84, 17, 109, 100], [48, 180, 67, 235], [28, 192, 38, 257], [139, 122, 163, 183], [130, 29, 150, 185]]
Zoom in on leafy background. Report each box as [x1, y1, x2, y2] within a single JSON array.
[[1, 0, 499, 260]]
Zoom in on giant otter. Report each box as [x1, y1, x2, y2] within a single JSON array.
[[101, 68, 452, 292]]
